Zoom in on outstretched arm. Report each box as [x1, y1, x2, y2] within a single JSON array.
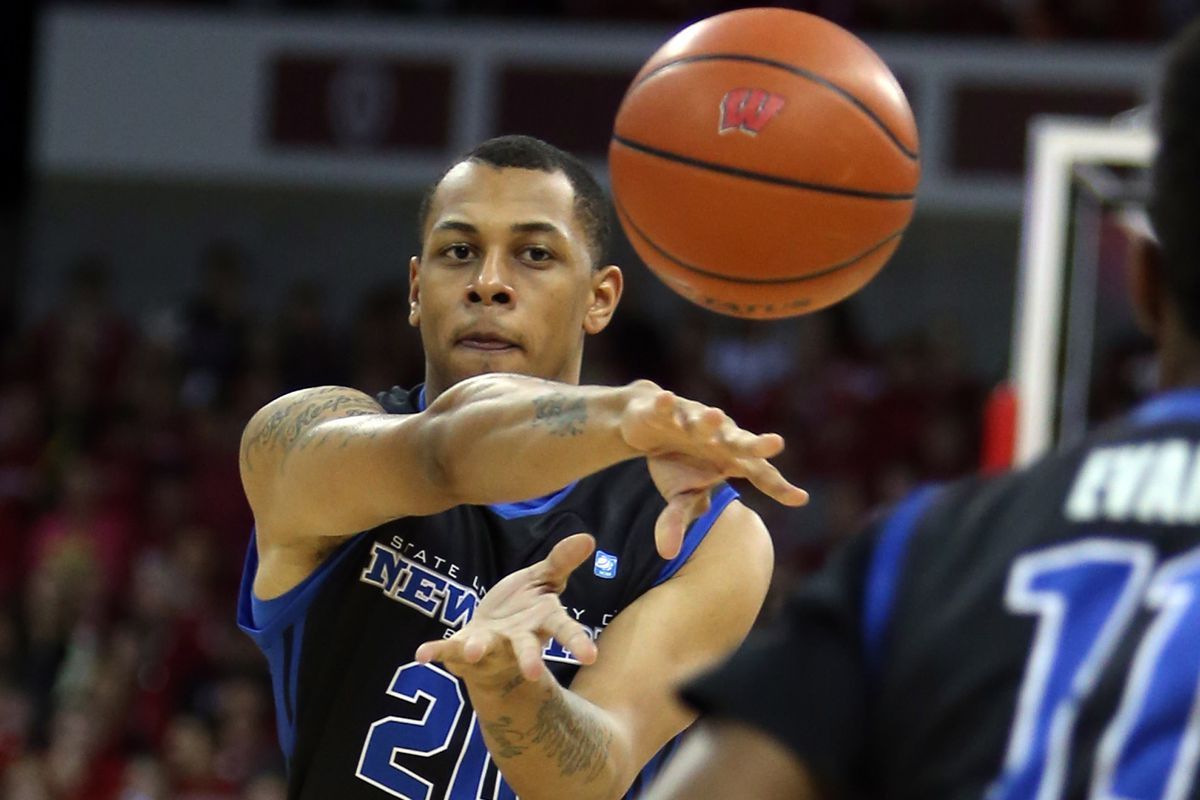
[[241, 376, 636, 544], [240, 374, 804, 549]]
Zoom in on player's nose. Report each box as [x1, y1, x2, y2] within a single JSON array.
[[466, 249, 514, 306]]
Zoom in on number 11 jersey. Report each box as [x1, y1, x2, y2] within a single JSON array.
[[685, 388, 1200, 800]]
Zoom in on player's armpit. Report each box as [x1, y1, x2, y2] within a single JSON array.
[[566, 499, 775, 793], [240, 386, 457, 545], [640, 720, 826, 800]]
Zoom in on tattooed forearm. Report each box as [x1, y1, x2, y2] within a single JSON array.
[[481, 690, 612, 783], [499, 673, 525, 697], [529, 691, 612, 781], [531, 393, 588, 437], [241, 388, 383, 472], [483, 715, 529, 758]]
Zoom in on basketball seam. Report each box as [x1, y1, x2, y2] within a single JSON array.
[[615, 198, 905, 285], [629, 52, 919, 161], [611, 136, 916, 201]]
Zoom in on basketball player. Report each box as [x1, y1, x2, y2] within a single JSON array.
[[644, 20, 1200, 800], [235, 135, 808, 800]]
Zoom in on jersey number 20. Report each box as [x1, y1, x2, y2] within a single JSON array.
[[989, 539, 1200, 800], [355, 662, 517, 800]]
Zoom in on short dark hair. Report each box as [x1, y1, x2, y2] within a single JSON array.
[[417, 135, 612, 266], [1150, 18, 1200, 336]]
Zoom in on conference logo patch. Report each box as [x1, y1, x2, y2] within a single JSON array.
[[593, 550, 619, 579]]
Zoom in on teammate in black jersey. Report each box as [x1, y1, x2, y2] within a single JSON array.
[[236, 135, 808, 800], [645, 20, 1200, 800]]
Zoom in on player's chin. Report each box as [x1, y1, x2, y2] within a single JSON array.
[[447, 345, 527, 377]]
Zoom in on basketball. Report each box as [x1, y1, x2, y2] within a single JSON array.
[[610, 8, 920, 319]]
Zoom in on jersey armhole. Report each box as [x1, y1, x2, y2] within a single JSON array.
[[235, 529, 364, 763], [236, 530, 362, 637], [653, 483, 740, 586]]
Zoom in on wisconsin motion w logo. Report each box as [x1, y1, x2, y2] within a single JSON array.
[[719, 88, 785, 136]]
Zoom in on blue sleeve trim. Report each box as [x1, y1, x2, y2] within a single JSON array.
[[862, 485, 940, 676], [488, 481, 581, 519], [654, 483, 739, 586], [235, 529, 363, 761], [236, 529, 361, 636]]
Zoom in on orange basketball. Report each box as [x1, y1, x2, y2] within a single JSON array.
[[609, 8, 919, 319]]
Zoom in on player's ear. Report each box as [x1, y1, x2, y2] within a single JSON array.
[[1128, 234, 1164, 338], [408, 256, 422, 328], [584, 265, 623, 335]]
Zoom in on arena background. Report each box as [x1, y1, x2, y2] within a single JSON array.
[[0, 2, 1191, 798]]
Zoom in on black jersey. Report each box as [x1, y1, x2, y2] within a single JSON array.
[[237, 384, 737, 800], [685, 388, 1200, 800]]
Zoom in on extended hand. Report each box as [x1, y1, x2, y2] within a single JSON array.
[[621, 384, 808, 559], [414, 533, 599, 687]]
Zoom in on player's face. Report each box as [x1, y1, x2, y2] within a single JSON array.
[[411, 163, 622, 397]]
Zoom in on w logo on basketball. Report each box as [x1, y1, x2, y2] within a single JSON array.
[[719, 88, 785, 135]]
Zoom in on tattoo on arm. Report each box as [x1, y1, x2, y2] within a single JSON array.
[[531, 393, 588, 437], [241, 388, 383, 472], [499, 673, 525, 697], [483, 715, 528, 759], [481, 690, 612, 782]]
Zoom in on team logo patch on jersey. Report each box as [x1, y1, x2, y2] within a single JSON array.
[[719, 88, 785, 136], [593, 550, 618, 579]]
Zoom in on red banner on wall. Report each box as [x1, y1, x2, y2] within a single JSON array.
[[266, 54, 453, 153]]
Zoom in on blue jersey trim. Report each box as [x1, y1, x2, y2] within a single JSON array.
[[654, 483, 739, 586], [236, 529, 363, 760], [1130, 388, 1200, 425], [862, 485, 940, 675], [489, 482, 582, 519], [250, 591, 276, 630], [417, 384, 427, 411]]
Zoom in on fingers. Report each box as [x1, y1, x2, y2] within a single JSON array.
[[462, 629, 498, 663], [415, 629, 498, 667], [510, 631, 547, 680], [560, 627, 598, 666], [693, 407, 724, 439], [737, 457, 809, 507], [655, 502, 684, 560], [415, 596, 599, 678], [415, 628, 544, 679], [539, 532, 596, 590], [414, 638, 448, 665], [748, 431, 786, 459], [653, 389, 677, 417], [655, 492, 708, 560], [670, 398, 786, 463], [539, 602, 598, 667], [656, 394, 804, 510]]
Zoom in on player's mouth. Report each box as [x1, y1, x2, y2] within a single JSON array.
[[455, 332, 521, 352]]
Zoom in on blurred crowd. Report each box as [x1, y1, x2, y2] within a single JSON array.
[[0, 241, 986, 798], [80, 0, 1198, 41]]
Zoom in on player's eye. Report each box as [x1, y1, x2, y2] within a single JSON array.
[[442, 244, 474, 262], [521, 246, 554, 264]]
